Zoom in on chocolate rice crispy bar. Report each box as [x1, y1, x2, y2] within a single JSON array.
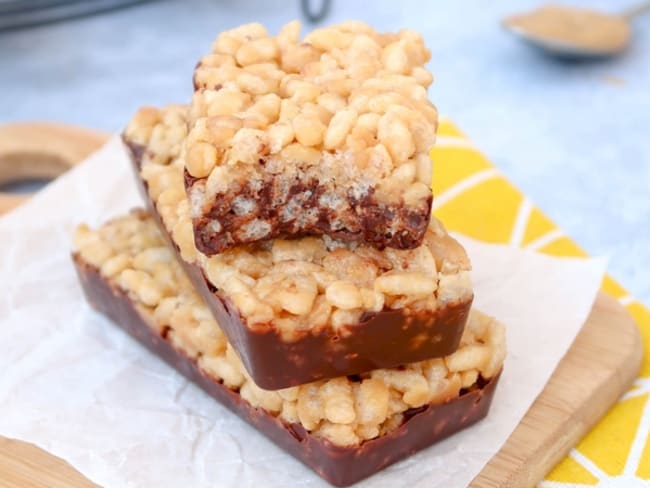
[[123, 104, 473, 389], [186, 21, 438, 254], [72, 210, 505, 486]]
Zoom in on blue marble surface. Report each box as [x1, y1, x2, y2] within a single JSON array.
[[1, 0, 648, 304]]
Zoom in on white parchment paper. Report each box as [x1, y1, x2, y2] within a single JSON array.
[[0, 137, 607, 487]]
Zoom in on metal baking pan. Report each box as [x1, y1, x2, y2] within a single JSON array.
[[0, 0, 149, 31]]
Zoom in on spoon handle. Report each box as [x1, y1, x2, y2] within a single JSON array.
[[621, 1, 650, 20]]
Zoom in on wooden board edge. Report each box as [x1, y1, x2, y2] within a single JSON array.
[[0, 437, 97, 488], [471, 291, 643, 487], [0, 122, 109, 214]]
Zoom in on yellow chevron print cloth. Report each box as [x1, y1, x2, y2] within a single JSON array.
[[430, 120, 650, 487]]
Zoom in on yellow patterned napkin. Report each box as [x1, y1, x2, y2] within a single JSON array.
[[430, 120, 650, 486]]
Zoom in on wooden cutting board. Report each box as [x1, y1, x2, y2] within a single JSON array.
[[0, 123, 642, 488], [0, 122, 108, 214]]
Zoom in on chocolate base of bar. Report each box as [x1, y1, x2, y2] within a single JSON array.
[[184, 169, 433, 255], [126, 138, 472, 390], [73, 255, 501, 487], [211, 288, 471, 390]]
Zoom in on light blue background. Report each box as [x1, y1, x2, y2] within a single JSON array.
[[1, 0, 648, 304]]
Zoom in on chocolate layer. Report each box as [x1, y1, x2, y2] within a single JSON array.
[[126, 138, 472, 390], [73, 255, 500, 487], [185, 169, 433, 255], [199, 275, 470, 390]]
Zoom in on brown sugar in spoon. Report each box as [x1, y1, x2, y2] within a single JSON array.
[[503, 2, 650, 58]]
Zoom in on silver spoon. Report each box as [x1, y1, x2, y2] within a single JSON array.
[[502, 2, 650, 59]]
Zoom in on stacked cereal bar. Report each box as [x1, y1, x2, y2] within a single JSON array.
[[124, 104, 473, 389], [72, 211, 505, 487], [71, 21, 506, 486], [186, 21, 437, 254]]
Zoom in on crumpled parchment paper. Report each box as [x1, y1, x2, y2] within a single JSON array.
[[0, 137, 607, 487]]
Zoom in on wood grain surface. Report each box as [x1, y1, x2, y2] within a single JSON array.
[[471, 291, 642, 487], [0, 122, 108, 213], [0, 124, 642, 488]]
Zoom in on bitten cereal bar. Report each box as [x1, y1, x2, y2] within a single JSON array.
[[186, 21, 438, 254], [72, 210, 505, 486], [123, 105, 473, 390]]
